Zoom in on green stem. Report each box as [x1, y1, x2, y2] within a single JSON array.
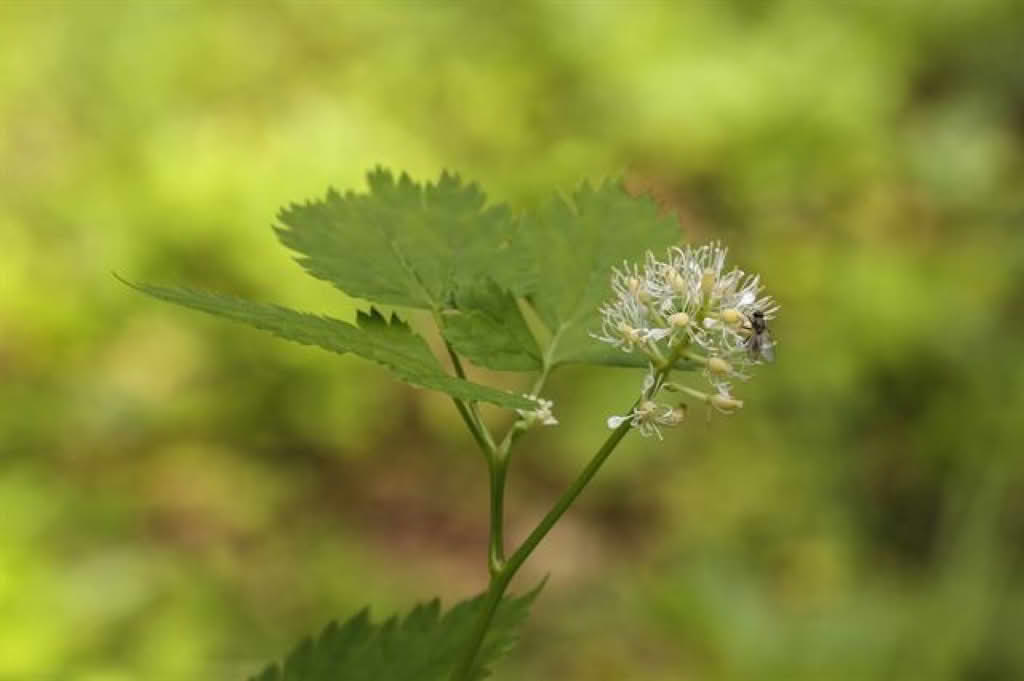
[[505, 418, 633, 573], [484, 324, 562, 575], [432, 309, 495, 458], [485, 325, 562, 574], [452, 397, 492, 458], [449, 418, 634, 681], [452, 573, 511, 681], [451, 339, 688, 681], [448, 342, 496, 451], [527, 342, 557, 397], [488, 448, 510, 576]]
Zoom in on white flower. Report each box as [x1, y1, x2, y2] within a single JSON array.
[[709, 384, 744, 413], [607, 399, 686, 440], [593, 241, 776, 422], [693, 243, 778, 369], [702, 354, 749, 391], [516, 395, 558, 427], [592, 261, 669, 352], [594, 242, 779, 370]]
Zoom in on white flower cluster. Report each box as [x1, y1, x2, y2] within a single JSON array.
[[594, 242, 777, 435], [516, 395, 558, 428]]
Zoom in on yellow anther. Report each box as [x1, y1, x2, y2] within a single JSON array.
[[701, 268, 716, 298], [721, 308, 743, 326], [707, 357, 732, 375], [669, 312, 690, 328], [669, 270, 687, 294]]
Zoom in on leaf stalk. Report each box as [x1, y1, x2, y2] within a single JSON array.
[[434, 308, 496, 458]]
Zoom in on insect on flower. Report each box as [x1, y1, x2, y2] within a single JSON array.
[[744, 309, 775, 363], [593, 242, 778, 425]]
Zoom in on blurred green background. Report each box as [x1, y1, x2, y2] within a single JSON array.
[[3, 2, 1023, 679]]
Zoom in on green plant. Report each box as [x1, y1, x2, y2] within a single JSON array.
[[122, 168, 776, 680]]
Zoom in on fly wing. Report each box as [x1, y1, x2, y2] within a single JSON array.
[[758, 330, 776, 363]]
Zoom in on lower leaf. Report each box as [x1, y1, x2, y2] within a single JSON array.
[[250, 586, 541, 681]]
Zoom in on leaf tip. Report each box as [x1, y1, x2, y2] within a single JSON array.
[[111, 271, 134, 288]]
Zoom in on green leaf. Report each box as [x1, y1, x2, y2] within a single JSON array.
[[440, 279, 543, 371], [249, 586, 541, 681], [522, 180, 681, 367], [275, 168, 534, 310], [121, 279, 535, 411]]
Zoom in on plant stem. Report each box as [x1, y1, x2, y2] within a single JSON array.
[[439, 338, 506, 571], [432, 310, 496, 458], [506, 417, 633, 574], [488, 448, 509, 576], [452, 396, 493, 458], [527, 345, 556, 398], [451, 337, 688, 681], [449, 417, 634, 681], [449, 357, 496, 451], [485, 325, 563, 575]]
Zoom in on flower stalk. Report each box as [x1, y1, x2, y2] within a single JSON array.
[[450, 415, 635, 681], [450, 327, 692, 681]]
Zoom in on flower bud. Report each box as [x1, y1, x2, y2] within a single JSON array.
[[618, 322, 640, 344], [701, 268, 716, 298], [707, 357, 732, 375], [669, 312, 690, 328], [607, 415, 628, 429], [660, 405, 686, 426], [710, 393, 744, 412], [720, 308, 743, 326], [516, 396, 558, 427], [669, 269, 687, 294], [638, 400, 658, 416]]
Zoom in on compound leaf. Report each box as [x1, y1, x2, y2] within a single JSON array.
[[275, 168, 534, 311], [249, 586, 541, 681], [440, 279, 543, 371], [522, 180, 681, 367], [122, 280, 534, 411]]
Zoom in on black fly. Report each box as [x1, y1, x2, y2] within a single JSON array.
[[745, 310, 775, 363]]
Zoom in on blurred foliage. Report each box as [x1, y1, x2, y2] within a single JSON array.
[[2, 2, 1023, 680]]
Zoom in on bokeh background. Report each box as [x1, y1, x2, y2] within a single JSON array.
[[3, 2, 1023, 680]]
